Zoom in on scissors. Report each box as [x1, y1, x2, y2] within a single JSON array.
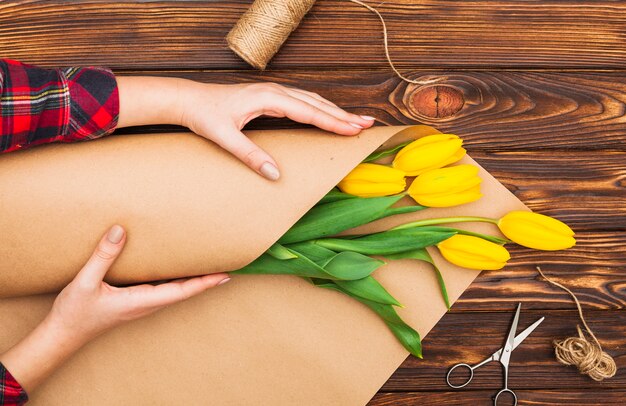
[[446, 303, 544, 406]]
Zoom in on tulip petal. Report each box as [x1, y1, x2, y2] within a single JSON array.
[[437, 234, 510, 270], [410, 165, 480, 193], [338, 180, 406, 197], [413, 185, 483, 208], [394, 134, 459, 161], [338, 163, 407, 197], [342, 163, 406, 183], [392, 134, 465, 176], [498, 211, 576, 251], [407, 165, 483, 207]]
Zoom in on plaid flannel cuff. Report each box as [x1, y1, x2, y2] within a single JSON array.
[[0, 363, 28, 406], [0, 59, 69, 152], [62, 66, 119, 142], [0, 59, 119, 153]]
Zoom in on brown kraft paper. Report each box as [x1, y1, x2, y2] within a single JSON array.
[[0, 125, 528, 405]]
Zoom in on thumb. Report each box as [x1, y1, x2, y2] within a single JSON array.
[[210, 125, 280, 181], [76, 225, 126, 286]]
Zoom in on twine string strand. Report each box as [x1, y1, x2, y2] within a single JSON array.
[[536, 266, 617, 381], [346, 0, 441, 85], [227, 0, 442, 85]]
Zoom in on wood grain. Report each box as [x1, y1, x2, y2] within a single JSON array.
[[381, 310, 626, 391], [2, 1, 626, 69], [3, 1, 625, 403], [369, 390, 626, 406], [458, 264, 626, 311], [471, 151, 626, 232], [112, 69, 626, 150]]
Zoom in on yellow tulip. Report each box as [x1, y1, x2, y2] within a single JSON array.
[[392, 133, 466, 176], [498, 211, 576, 251], [337, 163, 406, 197], [407, 165, 482, 207], [437, 234, 511, 270]]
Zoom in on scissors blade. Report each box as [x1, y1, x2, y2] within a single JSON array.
[[497, 303, 521, 366], [506, 303, 521, 350], [513, 316, 544, 349], [491, 316, 545, 360]]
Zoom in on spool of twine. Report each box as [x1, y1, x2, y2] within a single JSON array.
[[536, 267, 617, 381], [227, 0, 317, 70], [227, 0, 440, 85]]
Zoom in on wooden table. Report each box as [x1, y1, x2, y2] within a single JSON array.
[[2, 1, 624, 404]]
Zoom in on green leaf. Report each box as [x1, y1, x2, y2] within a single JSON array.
[[335, 276, 402, 306], [324, 251, 386, 280], [289, 244, 398, 305], [363, 140, 412, 163], [381, 204, 426, 218], [286, 241, 336, 267], [233, 249, 383, 281], [384, 248, 432, 262], [316, 188, 357, 205], [385, 249, 450, 310], [232, 251, 332, 279], [278, 195, 404, 245], [315, 227, 457, 255], [313, 280, 422, 358], [266, 243, 298, 260]]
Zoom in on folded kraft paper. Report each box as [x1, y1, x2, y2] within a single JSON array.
[[0, 125, 527, 405]]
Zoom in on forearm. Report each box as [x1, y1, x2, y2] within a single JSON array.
[[0, 315, 88, 394], [116, 75, 195, 128]]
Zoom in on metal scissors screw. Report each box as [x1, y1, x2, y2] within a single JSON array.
[[446, 303, 544, 406]]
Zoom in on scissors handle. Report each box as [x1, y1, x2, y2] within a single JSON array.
[[446, 363, 474, 389], [494, 388, 517, 406]]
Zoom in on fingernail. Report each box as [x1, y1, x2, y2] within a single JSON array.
[[107, 225, 124, 244], [217, 277, 231, 286], [349, 122, 364, 129], [260, 162, 280, 181], [360, 115, 376, 121]]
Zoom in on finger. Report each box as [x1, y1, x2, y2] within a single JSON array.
[[267, 94, 367, 136], [76, 225, 126, 287], [128, 273, 230, 309], [211, 125, 281, 181], [283, 86, 339, 107], [283, 88, 375, 128]]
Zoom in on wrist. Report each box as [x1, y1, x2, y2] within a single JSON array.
[[117, 76, 198, 128], [40, 313, 91, 351], [176, 79, 215, 130]]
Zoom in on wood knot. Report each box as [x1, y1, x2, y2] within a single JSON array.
[[409, 86, 464, 119]]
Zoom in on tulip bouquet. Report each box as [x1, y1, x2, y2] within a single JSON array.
[[233, 133, 576, 358]]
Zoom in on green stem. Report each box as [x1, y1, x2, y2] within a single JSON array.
[[391, 216, 498, 230], [391, 217, 510, 244], [455, 229, 510, 245]]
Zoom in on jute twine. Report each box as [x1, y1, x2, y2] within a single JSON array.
[[226, 0, 440, 85], [536, 266, 617, 381]]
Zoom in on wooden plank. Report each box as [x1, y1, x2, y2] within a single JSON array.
[[111, 69, 626, 150], [451, 231, 626, 311], [504, 232, 625, 269], [2, 1, 626, 69], [457, 264, 626, 311], [471, 151, 626, 232], [380, 310, 626, 391], [369, 390, 626, 405]]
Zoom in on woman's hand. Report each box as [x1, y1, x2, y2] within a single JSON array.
[[48, 224, 230, 341], [116, 77, 375, 180], [178, 82, 375, 180], [0, 225, 229, 393]]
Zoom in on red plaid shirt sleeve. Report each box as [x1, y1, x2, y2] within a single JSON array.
[[0, 59, 119, 153], [0, 363, 28, 406]]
